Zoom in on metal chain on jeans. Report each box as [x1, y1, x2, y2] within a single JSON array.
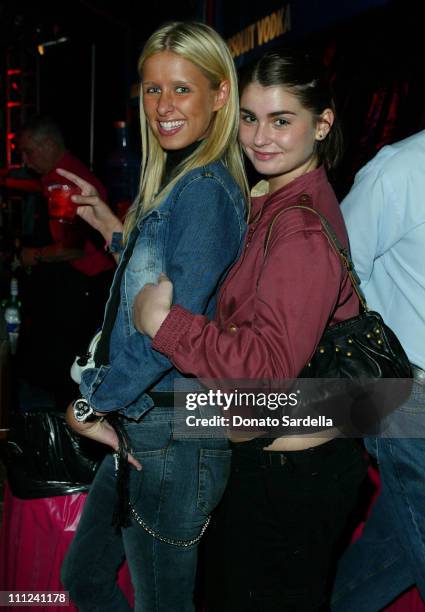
[[129, 503, 211, 547]]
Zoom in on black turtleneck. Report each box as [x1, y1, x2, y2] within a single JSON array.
[[161, 140, 201, 187]]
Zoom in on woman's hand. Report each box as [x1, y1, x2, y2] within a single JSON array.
[[65, 403, 142, 471], [133, 273, 173, 338], [56, 168, 123, 241]]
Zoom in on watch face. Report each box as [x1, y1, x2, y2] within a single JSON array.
[[73, 399, 94, 422]]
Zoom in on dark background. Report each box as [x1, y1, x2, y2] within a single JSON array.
[[0, 0, 201, 177], [1, 0, 425, 196]]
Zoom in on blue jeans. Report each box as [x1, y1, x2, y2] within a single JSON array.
[[61, 408, 231, 612], [332, 380, 425, 611]]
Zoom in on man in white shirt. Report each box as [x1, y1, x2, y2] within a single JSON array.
[[332, 130, 425, 610]]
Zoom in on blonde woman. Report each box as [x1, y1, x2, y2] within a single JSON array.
[[60, 22, 247, 611]]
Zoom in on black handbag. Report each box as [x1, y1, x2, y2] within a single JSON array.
[[264, 200, 412, 434]]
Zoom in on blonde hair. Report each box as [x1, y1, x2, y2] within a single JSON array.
[[123, 21, 248, 240]]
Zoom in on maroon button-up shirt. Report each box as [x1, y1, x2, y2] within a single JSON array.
[[153, 166, 359, 381]]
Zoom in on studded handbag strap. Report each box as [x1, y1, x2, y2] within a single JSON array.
[[263, 195, 368, 311]]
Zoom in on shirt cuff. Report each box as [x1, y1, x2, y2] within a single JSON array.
[[152, 304, 194, 357], [106, 231, 124, 254]]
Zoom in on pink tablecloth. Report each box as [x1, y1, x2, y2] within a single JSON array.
[[0, 470, 423, 611], [0, 483, 134, 611]]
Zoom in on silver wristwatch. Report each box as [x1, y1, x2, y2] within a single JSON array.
[[72, 398, 101, 423]]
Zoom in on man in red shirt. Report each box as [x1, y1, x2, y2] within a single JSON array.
[[17, 116, 114, 409]]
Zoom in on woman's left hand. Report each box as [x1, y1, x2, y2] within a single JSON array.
[[65, 403, 142, 471], [133, 273, 173, 338]]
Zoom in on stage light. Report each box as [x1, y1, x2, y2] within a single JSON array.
[[37, 36, 69, 56]]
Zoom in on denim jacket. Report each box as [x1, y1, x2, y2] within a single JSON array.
[[80, 160, 246, 419]]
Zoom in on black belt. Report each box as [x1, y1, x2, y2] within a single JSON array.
[[146, 392, 175, 407], [230, 437, 356, 468]]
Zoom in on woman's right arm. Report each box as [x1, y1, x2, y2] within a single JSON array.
[[143, 222, 343, 381], [56, 168, 123, 261], [79, 175, 245, 413]]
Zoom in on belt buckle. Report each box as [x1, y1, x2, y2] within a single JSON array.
[[263, 451, 287, 467], [278, 453, 287, 466]]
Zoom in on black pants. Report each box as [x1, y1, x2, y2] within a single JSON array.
[[204, 437, 367, 612]]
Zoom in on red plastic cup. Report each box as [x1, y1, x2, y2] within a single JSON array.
[[47, 183, 81, 224]]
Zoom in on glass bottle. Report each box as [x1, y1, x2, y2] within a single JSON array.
[[105, 120, 139, 218], [2, 277, 21, 355]]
